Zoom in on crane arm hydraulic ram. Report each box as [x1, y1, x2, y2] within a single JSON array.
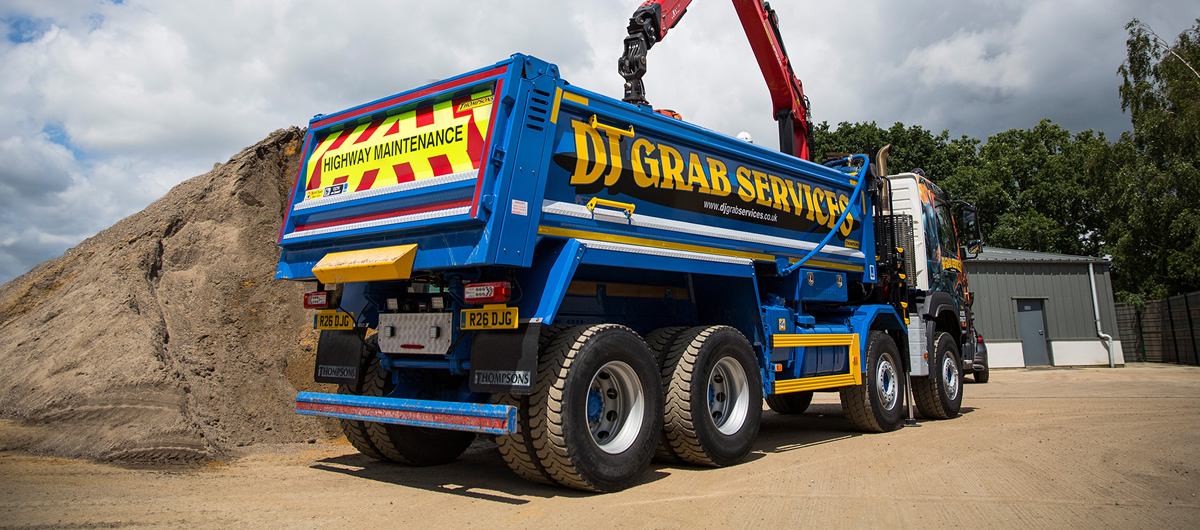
[[618, 0, 814, 160]]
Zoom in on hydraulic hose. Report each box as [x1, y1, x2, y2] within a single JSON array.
[[779, 154, 870, 277]]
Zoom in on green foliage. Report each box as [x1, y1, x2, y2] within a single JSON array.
[[1103, 19, 1200, 299], [810, 19, 1200, 300], [813, 120, 1105, 256]]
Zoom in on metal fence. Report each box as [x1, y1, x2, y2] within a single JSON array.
[[1115, 291, 1200, 365]]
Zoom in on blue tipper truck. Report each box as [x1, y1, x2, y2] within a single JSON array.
[[279, 53, 984, 492]]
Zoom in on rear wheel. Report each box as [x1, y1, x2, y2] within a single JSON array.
[[643, 326, 689, 463], [913, 332, 963, 419], [528, 324, 662, 492], [336, 335, 474, 466], [494, 324, 572, 485], [660, 326, 762, 467], [766, 391, 814, 415], [839, 331, 906, 432]]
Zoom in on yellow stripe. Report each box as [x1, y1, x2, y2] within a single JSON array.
[[562, 92, 588, 106], [537, 226, 774, 262], [772, 333, 856, 347], [774, 373, 860, 394], [789, 257, 864, 273], [773, 333, 862, 386], [550, 87, 563, 124]]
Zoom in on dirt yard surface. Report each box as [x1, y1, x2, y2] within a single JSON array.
[[2, 364, 1197, 528]]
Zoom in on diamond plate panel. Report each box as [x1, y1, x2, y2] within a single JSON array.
[[377, 313, 454, 354]]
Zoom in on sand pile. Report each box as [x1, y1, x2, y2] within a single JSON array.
[[0, 128, 339, 463]]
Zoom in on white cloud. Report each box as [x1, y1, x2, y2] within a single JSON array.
[[0, 0, 1196, 283]]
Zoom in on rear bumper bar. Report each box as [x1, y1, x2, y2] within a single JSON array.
[[295, 392, 517, 435]]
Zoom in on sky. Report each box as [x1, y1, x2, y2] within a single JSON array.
[[0, 0, 1195, 284]]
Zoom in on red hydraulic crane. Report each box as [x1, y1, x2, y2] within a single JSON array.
[[618, 0, 814, 161]]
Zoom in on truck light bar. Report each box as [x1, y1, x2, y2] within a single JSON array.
[[295, 392, 517, 435], [464, 282, 511, 304]]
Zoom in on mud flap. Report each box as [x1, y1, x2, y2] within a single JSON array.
[[313, 329, 368, 385], [469, 323, 541, 395]]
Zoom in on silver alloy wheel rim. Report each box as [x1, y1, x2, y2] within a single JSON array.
[[943, 355, 960, 401], [877, 354, 899, 410], [708, 356, 750, 435], [586, 360, 645, 454]]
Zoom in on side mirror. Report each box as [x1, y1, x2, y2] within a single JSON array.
[[960, 205, 983, 258]]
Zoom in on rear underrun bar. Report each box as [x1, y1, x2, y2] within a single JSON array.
[[295, 392, 517, 435]]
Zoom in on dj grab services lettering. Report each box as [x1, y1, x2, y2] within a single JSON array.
[[565, 118, 856, 237]]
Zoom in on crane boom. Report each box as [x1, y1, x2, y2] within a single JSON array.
[[618, 0, 813, 160]]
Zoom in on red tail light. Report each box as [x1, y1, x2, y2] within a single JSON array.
[[976, 334, 985, 344], [464, 282, 511, 304], [304, 291, 330, 309]]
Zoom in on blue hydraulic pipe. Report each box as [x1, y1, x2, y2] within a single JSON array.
[[778, 154, 870, 277]]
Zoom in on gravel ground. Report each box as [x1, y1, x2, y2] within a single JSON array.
[[2, 363, 1198, 528]]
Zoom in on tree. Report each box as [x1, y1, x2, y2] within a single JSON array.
[[944, 120, 1109, 256], [1103, 19, 1200, 300]]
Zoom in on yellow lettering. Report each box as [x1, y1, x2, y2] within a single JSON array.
[[753, 171, 772, 208], [839, 195, 854, 236], [802, 184, 816, 221], [570, 120, 606, 185], [659, 145, 686, 190], [768, 175, 792, 213], [602, 132, 623, 186], [825, 191, 839, 229], [786, 180, 804, 217], [812, 188, 829, 226], [631, 138, 660, 188], [706, 158, 731, 196], [686, 152, 712, 193], [736, 167, 755, 202]]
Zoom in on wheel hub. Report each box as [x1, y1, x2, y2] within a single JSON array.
[[708, 357, 750, 435], [587, 361, 645, 454], [943, 356, 960, 401], [876, 355, 898, 410]]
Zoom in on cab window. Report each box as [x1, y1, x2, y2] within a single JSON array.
[[935, 201, 958, 258]]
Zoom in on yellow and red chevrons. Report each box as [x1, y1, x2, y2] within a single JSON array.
[[302, 89, 495, 200]]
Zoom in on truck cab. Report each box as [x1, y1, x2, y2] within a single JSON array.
[[886, 172, 984, 381]]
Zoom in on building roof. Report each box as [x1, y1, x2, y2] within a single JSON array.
[[971, 247, 1110, 264]]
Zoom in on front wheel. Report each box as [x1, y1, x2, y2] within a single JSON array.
[[913, 332, 964, 419], [839, 331, 906, 432]]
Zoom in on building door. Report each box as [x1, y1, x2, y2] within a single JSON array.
[[1017, 299, 1050, 366]]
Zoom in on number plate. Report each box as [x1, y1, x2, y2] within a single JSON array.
[[460, 305, 518, 330], [314, 310, 355, 330]]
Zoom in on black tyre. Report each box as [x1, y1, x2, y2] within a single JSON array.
[[643, 326, 689, 463], [660, 326, 762, 467], [336, 334, 388, 461], [765, 391, 814, 415], [529, 324, 662, 492], [913, 332, 963, 419], [644, 326, 689, 369], [336, 334, 474, 466], [839, 331, 906, 433], [974, 352, 990, 384], [494, 324, 572, 485]]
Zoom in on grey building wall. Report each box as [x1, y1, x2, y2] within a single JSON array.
[[966, 253, 1119, 343]]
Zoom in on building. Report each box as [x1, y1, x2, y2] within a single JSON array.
[[965, 247, 1122, 368]]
